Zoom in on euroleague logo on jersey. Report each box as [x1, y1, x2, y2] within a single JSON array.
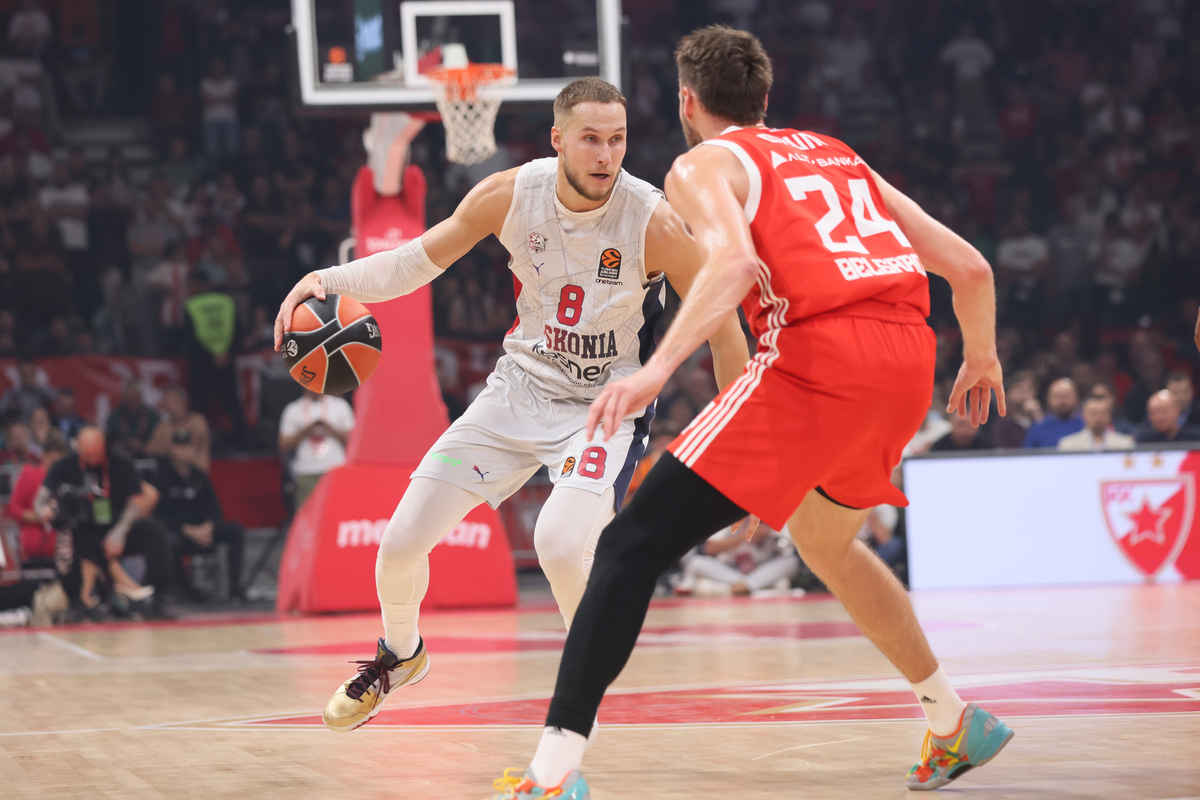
[[597, 248, 622, 283], [562, 457, 576, 477]]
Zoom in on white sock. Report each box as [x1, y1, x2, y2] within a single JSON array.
[[528, 726, 587, 787], [379, 550, 430, 661], [380, 600, 422, 660], [911, 665, 967, 737]]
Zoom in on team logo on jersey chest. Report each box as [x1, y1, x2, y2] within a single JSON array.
[[528, 232, 547, 254], [597, 248, 622, 283]]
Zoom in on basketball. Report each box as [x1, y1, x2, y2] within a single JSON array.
[[281, 294, 382, 395]]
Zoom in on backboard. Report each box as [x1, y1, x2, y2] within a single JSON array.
[[290, 0, 621, 111]]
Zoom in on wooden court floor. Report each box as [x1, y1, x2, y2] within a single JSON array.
[[3, 583, 1199, 799]]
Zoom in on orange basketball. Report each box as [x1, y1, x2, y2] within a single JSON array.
[[281, 294, 382, 395]]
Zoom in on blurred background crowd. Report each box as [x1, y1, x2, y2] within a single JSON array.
[[0, 0, 1199, 621], [0, 0, 1196, 449]]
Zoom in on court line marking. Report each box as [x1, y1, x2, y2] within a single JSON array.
[[134, 659, 1200, 730], [36, 632, 105, 660], [752, 735, 871, 760], [141, 710, 1200, 734], [41, 708, 1200, 737], [0, 727, 121, 737]]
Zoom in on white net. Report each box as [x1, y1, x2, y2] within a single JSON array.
[[428, 66, 514, 166]]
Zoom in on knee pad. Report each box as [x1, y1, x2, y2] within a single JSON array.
[[533, 536, 577, 578], [533, 487, 611, 577], [375, 517, 432, 572]]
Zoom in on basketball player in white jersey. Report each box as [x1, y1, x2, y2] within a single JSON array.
[[273, 77, 749, 734]]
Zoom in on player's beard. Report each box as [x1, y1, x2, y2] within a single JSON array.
[[562, 156, 615, 204], [681, 114, 702, 148]]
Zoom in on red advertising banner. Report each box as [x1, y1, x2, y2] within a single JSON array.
[[275, 463, 515, 612]]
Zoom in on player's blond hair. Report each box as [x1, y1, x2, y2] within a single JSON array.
[[553, 77, 626, 128], [675, 25, 772, 125]]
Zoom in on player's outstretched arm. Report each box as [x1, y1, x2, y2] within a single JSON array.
[[274, 169, 517, 350], [645, 199, 750, 392], [587, 146, 759, 440], [871, 169, 1004, 426]]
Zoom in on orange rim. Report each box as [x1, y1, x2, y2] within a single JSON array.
[[425, 63, 514, 101]]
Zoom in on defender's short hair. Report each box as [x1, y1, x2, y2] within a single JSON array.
[[554, 77, 626, 127], [675, 25, 772, 125]]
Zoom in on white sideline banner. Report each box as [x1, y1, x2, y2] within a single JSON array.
[[904, 450, 1200, 590]]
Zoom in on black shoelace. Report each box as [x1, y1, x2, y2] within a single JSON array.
[[345, 657, 392, 700]]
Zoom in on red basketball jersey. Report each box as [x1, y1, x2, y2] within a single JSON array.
[[703, 127, 930, 337]]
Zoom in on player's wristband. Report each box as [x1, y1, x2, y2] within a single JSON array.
[[317, 236, 443, 303]]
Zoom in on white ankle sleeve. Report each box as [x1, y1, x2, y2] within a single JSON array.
[[317, 236, 443, 303]]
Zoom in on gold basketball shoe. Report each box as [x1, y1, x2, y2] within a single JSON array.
[[323, 637, 429, 732]]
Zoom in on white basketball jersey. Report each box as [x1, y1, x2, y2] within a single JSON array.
[[498, 157, 666, 400]]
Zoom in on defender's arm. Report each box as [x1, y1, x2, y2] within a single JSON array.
[[871, 168, 1004, 425], [274, 169, 517, 349], [587, 146, 759, 440], [646, 199, 751, 392]]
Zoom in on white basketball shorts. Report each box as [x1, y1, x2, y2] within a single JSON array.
[[410, 356, 654, 511]]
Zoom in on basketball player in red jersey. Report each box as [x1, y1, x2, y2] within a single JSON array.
[[490, 26, 1011, 799]]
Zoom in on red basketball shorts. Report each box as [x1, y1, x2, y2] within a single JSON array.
[[669, 313, 936, 530]]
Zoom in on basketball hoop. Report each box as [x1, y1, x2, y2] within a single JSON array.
[[426, 62, 515, 166]]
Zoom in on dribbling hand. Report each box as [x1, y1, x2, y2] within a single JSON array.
[[947, 352, 1007, 427], [274, 272, 326, 351], [586, 363, 670, 442]]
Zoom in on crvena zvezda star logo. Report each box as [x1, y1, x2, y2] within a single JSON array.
[[1101, 476, 1194, 579]]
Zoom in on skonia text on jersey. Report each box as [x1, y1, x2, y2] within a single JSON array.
[[534, 323, 620, 384]]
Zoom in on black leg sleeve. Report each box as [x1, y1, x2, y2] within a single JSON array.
[[214, 521, 245, 595], [544, 453, 747, 736]]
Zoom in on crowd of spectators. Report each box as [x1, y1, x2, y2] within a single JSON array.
[[0, 350, 247, 624], [0, 1, 1195, 436], [2, 1, 1200, 615]]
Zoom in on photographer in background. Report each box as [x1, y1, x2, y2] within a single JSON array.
[[278, 389, 354, 506], [151, 429, 245, 602], [35, 427, 175, 618]]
